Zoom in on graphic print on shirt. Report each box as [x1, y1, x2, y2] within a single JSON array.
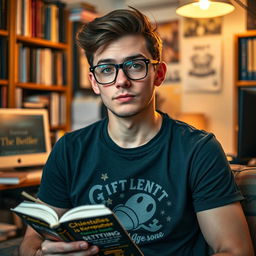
[[88, 172, 172, 245]]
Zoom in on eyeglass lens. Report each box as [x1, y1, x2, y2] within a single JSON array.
[[93, 59, 148, 85]]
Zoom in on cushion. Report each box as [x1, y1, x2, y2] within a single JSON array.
[[231, 165, 256, 251]]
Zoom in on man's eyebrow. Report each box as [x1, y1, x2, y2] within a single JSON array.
[[97, 58, 115, 65], [97, 54, 146, 65], [124, 54, 146, 61]]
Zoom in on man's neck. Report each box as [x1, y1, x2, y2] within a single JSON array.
[[107, 110, 163, 148]]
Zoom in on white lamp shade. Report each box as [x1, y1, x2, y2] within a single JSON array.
[[176, 0, 235, 18]]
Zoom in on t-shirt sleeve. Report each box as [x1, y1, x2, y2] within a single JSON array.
[[190, 134, 243, 212], [37, 135, 72, 209]]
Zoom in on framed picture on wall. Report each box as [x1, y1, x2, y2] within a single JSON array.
[[157, 20, 181, 84], [183, 38, 222, 93], [183, 17, 222, 37]]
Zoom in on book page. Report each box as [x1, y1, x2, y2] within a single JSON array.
[[60, 205, 111, 223]]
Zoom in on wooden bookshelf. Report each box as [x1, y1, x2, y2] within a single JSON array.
[[17, 35, 69, 49], [234, 31, 256, 84], [16, 83, 67, 92], [233, 31, 256, 154], [2, 0, 72, 136], [0, 0, 8, 108]]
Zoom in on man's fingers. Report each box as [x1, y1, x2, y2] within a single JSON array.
[[41, 240, 88, 253]]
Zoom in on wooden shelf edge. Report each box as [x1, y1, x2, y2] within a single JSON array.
[[236, 81, 256, 87], [0, 79, 8, 85], [16, 35, 68, 50], [16, 83, 68, 91], [0, 180, 40, 191], [234, 31, 256, 38], [51, 125, 67, 131], [0, 30, 8, 36]]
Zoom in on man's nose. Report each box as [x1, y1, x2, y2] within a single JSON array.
[[115, 68, 131, 88]]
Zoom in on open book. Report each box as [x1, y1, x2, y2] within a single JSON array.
[[11, 201, 144, 256]]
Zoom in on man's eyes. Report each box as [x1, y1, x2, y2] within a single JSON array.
[[126, 62, 144, 71], [98, 65, 115, 74], [131, 63, 143, 69], [126, 61, 144, 70], [96, 60, 145, 73]]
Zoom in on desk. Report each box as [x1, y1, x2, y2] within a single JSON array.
[[0, 170, 42, 191]]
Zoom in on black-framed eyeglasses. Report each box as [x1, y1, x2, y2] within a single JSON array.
[[89, 58, 159, 85]]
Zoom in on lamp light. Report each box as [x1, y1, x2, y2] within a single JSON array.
[[176, 0, 235, 18]]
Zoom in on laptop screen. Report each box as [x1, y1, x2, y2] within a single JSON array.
[[0, 108, 51, 169]]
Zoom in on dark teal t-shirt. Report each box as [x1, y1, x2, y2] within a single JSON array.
[[38, 112, 243, 255]]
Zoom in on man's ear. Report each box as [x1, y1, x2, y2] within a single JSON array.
[[154, 62, 167, 87], [89, 73, 100, 95]]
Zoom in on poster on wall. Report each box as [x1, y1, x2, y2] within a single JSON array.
[[183, 38, 222, 93], [183, 17, 222, 37], [157, 20, 181, 84]]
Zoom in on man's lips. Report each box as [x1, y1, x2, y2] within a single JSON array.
[[114, 94, 135, 102]]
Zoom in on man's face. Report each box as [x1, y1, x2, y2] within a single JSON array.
[[89, 35, 165, 118]]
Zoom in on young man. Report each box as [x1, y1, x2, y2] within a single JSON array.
[[19, 7, 254, 256]]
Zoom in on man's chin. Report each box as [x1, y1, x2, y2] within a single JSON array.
[[109, 109, 140, 118]]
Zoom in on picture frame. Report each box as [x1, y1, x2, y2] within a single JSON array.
[[157, 20, 181, 84]]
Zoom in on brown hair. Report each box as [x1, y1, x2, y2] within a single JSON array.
[[76, 7, 162, 66]]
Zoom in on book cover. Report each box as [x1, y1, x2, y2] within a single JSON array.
[[12, 202, 144, 256]]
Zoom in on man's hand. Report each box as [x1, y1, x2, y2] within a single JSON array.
[[39, 240, 99, 255]]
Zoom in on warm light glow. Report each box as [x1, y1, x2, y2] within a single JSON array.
[[196, 0, 210, 10], [176, 0, 235, 18]]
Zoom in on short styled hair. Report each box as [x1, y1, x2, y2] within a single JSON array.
[[76, 7, 162, 66]]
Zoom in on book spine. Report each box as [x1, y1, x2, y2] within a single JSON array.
[[44, 4, 51, 40], [16, 0, 22, 35], [31, 0, 36, 37], [15, 88, 23, 108], [247, 37, 254, 81], [30, 47, 37, 83], [36, 48, 41, 83], [253, 37, 256, 81], [0, 38, 3, 79], [18, 44, 27, 83], [50, 92, 59, 126], [26, 47, 31, 82], [0, 86, 7, 108], [58, 2, 66, 43], [0, 37, 7, 79], [0, 0, 7, 30], [0, 87, 2, 107], [239, 37, 248, 81]]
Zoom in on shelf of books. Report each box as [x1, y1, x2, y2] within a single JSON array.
[[235, 31, 256, 85], [4, 0, 72, 143], [0, 0, 8, 108], [234, 31, 256, 154]]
